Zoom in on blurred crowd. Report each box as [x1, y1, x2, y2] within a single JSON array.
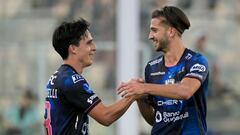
[[0, 89, 42, 135]]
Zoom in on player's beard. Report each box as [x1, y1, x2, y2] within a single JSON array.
[[156, 34, 169, 53]]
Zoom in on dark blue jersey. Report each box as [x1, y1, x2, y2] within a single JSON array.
[[145, 48, 208, 135], [44, 64, 101, 135]]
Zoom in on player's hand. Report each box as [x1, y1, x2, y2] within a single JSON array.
[[117, 79, 147, 99], [129, 77, 144, 83]]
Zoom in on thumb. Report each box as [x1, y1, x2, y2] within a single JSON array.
[[137, 77, 145, 83]]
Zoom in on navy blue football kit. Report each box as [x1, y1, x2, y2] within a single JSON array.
[[44, 64, 101, 135], [145, 48, 208, 135]]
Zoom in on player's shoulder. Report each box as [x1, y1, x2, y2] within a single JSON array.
[[57, 64, 86, 86], [184, 49, 209, 74], [184, 48, 208, 63], [147, 55, 164, 67]]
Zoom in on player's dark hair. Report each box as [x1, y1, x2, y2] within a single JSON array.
[[52, 18, 90, 59], [152, 6, 190, 35]]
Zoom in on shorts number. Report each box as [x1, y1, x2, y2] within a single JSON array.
[[44, 101, 52, 135]]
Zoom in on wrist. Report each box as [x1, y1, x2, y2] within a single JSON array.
[[142, 84, 149, 94], [124, 96, 135, 103]]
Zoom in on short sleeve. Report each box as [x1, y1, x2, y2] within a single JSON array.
[[63, 74, 101, 113], [144, 64, 155, 105], [145, 64, 151, 83], [185, 54, 209, 84]]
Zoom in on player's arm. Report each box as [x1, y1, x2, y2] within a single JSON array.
[[88, 96, 135, 126], [118, 56, 208, 100], [136, 98, 155, 126], [63, 76, 136, 127], [116, 78, 155, 125], [144, 77, 201, 100], [118, 77, 201, 100]]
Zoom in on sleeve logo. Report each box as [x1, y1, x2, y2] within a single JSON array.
[[72, 74, 84, 83], [87, 94, 97, 104], [190, 64, 206, 72]]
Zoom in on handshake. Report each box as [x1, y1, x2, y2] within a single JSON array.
[[117, 77, 148, 99]]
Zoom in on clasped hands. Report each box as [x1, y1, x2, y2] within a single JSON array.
[[117, 77, 148, 99]]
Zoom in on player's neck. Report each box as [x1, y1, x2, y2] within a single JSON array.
[[164, 40, 185, 67], [63, 59, 84, 74]]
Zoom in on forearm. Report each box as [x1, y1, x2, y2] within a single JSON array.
[[137, 98, 154, 126], [144, 83, 191, 100], [143, 78, 202, 100], [104, 97, 135, 125]]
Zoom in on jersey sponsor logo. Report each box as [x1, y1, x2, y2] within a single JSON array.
[[87, 94, 97, 104], [72, 74, 84, 83], [149, 57, 163, 66], [157, 100, 183, 106], [155, 111, 162, 123], [155, 111, 189, 123], [190, 64, 206, 72], [150, 71, 165, 76], [83, 83, 93, 94]]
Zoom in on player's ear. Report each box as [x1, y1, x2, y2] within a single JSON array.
[[69, 44, 78, 54], [169, 27, 175, 38]]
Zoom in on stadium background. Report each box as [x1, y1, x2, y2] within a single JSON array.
[[0, 0, 240, 134]]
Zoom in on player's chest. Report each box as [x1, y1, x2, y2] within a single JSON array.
[[148, 64, 187, 84]]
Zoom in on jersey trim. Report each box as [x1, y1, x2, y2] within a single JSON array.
[[85, 99, 101, 113], [184, 76, 202, 84]]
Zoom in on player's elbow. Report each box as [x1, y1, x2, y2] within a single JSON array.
[[98, 117, 113, 126], [181, 92, 192, 100], [103, 121, 112, 127], [180, 88, 194, 100], [103, 122, 112, 127]]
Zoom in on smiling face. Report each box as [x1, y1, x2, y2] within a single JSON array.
[[71, 30, 96, 68], [148, 18, 170, 53]]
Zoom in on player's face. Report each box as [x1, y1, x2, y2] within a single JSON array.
[[76, 30, 96, 67], [148, 18, 170, 52]]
